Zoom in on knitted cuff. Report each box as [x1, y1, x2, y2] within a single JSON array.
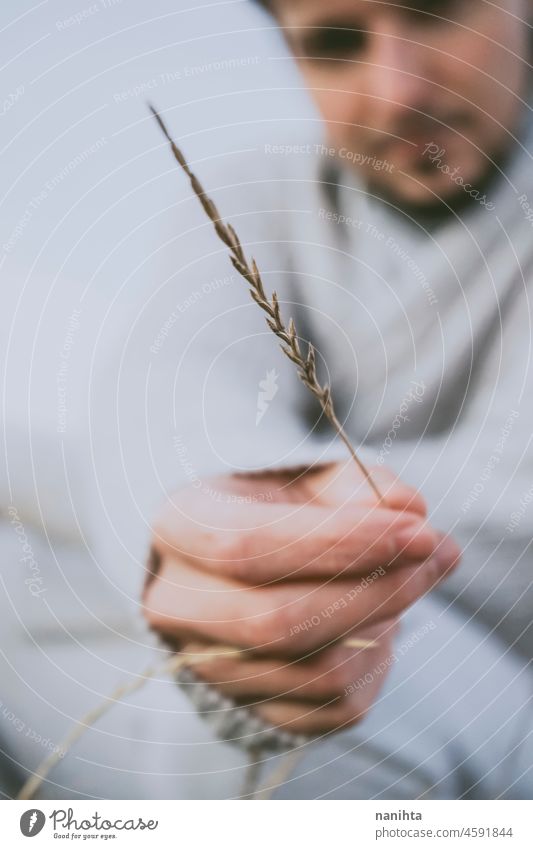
[[174, 663, 309, 751]]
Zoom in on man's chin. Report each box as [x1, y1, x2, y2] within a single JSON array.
[[365, 170, 486, 214]]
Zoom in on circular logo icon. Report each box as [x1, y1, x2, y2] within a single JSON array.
[[20, 809, 46, 837]]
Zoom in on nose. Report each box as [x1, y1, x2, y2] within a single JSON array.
[[363, 18, 430, 117]]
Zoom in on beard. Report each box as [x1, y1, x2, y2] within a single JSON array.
[[348, 107, 519, 228]]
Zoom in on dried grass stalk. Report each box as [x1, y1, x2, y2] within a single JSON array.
[[149, 105, 383, 503], [17, 646, 245, 801]]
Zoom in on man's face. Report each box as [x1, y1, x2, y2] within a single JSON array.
[[273, 0, 531, 205]]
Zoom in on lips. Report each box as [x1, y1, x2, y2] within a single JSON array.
[[363, 111, 469, 160]]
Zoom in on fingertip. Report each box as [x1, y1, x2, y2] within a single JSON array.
[[394, 522, 439, 558], [433, 534, 462, 572]]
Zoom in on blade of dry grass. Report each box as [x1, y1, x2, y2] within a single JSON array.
[[148, 105, 382, 503], [16, 638, 378, 801]]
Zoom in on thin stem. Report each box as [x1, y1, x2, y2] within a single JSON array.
[[16, 647, 243, 801], [148, 104, 383, 504], [325, 410, 383, 502], [16, 639, 377, 800]]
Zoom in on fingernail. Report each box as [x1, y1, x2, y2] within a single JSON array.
[[395, 522, 438, 554], [423, 541, 461, 584], [433, 535, 461, 571], [425, 557, 441, 581]]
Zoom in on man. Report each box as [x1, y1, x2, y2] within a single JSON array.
[[142, 0, 533, 797]]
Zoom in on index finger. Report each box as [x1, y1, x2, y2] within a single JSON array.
[[153, 498, 439, 583]]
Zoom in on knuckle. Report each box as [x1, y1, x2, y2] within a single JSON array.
[[306, 668, 342, 698], [325, 664, 351, 695], [223, 532, 258, 581], [209, 530, 244, 564], [244, 604, 289, 650], [314, 650, 352, 691]]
